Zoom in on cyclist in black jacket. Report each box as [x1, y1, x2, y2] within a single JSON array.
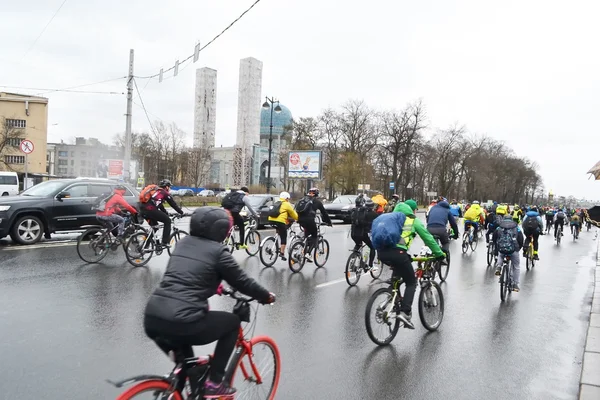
[[297, 188, 332, 262]]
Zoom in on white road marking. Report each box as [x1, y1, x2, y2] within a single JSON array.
[[3, 241, 78, 251], [315, 278, 347, 288]]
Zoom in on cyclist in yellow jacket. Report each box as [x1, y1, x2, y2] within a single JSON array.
[[463, 201, 484, 238], [267, 191, 298, 261]]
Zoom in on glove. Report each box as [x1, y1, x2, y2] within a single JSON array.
[[436, 253, 447, 260], [262, 292, 276, 305], [216, 283, 224, 296]]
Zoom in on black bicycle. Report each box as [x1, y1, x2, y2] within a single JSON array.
[[344, 241, 383, 286], [288, 223, 330, 273], [499, 254, 514, 301]]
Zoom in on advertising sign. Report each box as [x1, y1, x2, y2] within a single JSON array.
[[97, 159, 124, 179], [287, 150, 322, 179]]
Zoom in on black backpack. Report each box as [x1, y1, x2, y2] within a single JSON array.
[[92, 192, 115, 212], [352, 206, 368, 227], [295, 196, 314, 216], [523, 216, 539, 231], [222, 191, 245, 212], [269, 201, 282, 218]]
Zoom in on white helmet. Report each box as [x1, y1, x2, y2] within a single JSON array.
[[472, 200, 480, 205], [279, 191, 291, 200]]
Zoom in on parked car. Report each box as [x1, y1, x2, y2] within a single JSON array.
[[0, 178, 139, 245], [323, 195, 358, 223], [239, 194, 278, 228], [173, 189, 194, 197], [216, 191, 229, 200], [0, 171, 19, 196], [197, 189, 215, 197]]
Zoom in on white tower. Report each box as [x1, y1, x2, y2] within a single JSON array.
[[233, 57, 263, 187], [193, 67, 217, 150]]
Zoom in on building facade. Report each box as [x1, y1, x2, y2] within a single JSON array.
[[0, 92, 48, 176], [48, 137, 123, 178], [193, 68, 217, 150]]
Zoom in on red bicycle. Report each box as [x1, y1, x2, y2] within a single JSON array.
[[110, 288, 281, 399]]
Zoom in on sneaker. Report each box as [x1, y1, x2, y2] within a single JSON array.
[[204, 380, 236, 398], [495, 267, 501, 276], [398, 312, 415, 329], [238, 244, 248, 250], [513, 284, 520, 292], [304, 254, 313, 263], [280, 254, 287, 261]]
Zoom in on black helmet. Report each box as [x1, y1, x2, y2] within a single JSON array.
[[190, 206, 232, 242], [355, 196, 365, 207], [308, 187, 319, 197], [364, 198, 375, 208], [158, 179, 172, 188]]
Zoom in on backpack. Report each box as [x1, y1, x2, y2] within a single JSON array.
[[352, 206, 368, 227], [222, 191, 245, 212], [92, 192, 115, 212], [269, 201, 282, 218], [497, 226, 517, 254], [295, 196, 314, 216], [371, 212, 407, 250], [556, 211, 565, 220], [523, 216, 539, 231], [139, 184, 159, 204]]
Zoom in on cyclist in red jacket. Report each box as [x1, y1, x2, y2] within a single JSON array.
[[96, 185, 138, 241]]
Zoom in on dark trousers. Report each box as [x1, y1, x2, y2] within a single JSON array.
[[554, 219, 565, 237], [427, 226, 450, 254], [231, 212, 246, 244], [143, 208, 171, 244], [145, 311, 240, 383], [523, 230, 540, 251], [272, 221, 288, 245], [299, 218, 318, 253], [351, 232, 376, 266], [378, 249, 416, 314]]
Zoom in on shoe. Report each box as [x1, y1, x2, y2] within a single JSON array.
[[238, 244, 248, 250], [204, 380, 236, 398], [280, 255, 287, 261], [512, 284, 520, 292], [398, 312, 415, 329], [495, 267, 501, 276], [304, 254, 313, 263]]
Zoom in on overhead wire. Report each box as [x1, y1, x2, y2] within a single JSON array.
[[133, 78, 159, 135], [21, 0, 69, 61], [0, 85, 123, 95], [134, 0, 262, 80]]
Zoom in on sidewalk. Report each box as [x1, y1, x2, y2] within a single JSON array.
[[579, 238, 600, 399]]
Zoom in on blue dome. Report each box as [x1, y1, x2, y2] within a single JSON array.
[[260, 103, 292, 136]]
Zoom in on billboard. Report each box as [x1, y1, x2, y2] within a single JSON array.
[[96, 159, 124, 179], [287, 150, 322, 179]]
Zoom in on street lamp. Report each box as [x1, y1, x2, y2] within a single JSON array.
[[262, 97, 282, 194]]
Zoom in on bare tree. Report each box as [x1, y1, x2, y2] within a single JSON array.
[[186, 147, 212, 187], [0, 117, 25, 171]]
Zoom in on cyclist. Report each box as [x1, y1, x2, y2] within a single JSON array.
[[493, 213, 524, 292], [554, 208, 567, 238], [267, 191, 298, 261], [522, 207, 543, 260], [95, 185, 138, 242], [512, 205, 523, 223], [426, 198, 459, 263], [143, 206, 275, 398], [141, 179, 184, 249], [295, 188, 332, 262], [372, 193, 388, 214], [571, 213, 581, 237], [384, 194, 400, 213], [372, 201, 445, 329], [350, 198, 379, 268], [449, 199, 462, 219], [545, 208, 555, 233], [222, 186, 258, 250], [486, 203, 507, 244], [463, 200, 484, 238]]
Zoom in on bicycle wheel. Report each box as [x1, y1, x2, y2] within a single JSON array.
[[115, 379, 183, 400], [245, 230, 261, 256], [314, 238, 330, 268], [437, 258, 449, 282], [125, 232, 155, 267], [259, 236, 279, 267], [167, 230, 189, 256], [418, 281, 444, 331], [461, 234, 469, 254], [345, 251, 362, 286], [470, 236, 478, 251], [365, 287, 400, 346], [487, 243, 494, 266], [370, 257, 383, 279], [500, 262, 510, 302], [288, 241, 306, 273], [225, 234, 236, 253], [76, 227, 109, 263], [226, 336, 281, 400]]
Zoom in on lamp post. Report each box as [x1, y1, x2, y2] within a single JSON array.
[[262, 97, 282, 194]]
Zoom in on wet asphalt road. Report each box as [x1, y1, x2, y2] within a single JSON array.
[[0, 218, 597, 400]]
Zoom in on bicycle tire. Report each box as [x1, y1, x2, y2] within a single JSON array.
[[115, 379, 183, 400], [76, 227, 109, 263], [225, 336, 281, 400], [314, 238, 330, 268], [288, 241, 306, 273], [225, 234, 235, 253], [167, 230, 189, 256], [345, 251, 362, 286], [500, 262, 510, 302], [370, 257, 384, 279], [461, 234, 469, 254], [487, 243, 494, 266], [418, 281, 444, 331], [365, 287, 400, 346], [245, 230, 261, 256], [259, 236, 279, 268], [470, 236, 478, 251], [125, 232, 155, 267], [437, 258, 449, 282]]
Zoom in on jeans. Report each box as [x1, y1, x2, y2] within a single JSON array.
[[97, 214, 125, 236], [142, 208, 171, 244], [495, 251, 521, 285], [144, 312, 240, 383], [378, 248, 416, 314], [351, 233, 376, 266], [464, 220, 479, 237], [231, 212, 246, 244]]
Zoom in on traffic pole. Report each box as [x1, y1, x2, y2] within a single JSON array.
[[24, 152, 28, 190], [124, 49, 134, 183]]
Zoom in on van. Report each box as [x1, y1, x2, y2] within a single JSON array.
[[0, 172, 19, 196]]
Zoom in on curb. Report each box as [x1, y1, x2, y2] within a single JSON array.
[[579, 238, 600, 399]]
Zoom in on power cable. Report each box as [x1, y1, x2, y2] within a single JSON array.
[[133, 78, 159, 135], [35, 76, 127, 95], [0, 85, 123, 95], [135, 0, 262, 80], [21, 0, 69, 61]]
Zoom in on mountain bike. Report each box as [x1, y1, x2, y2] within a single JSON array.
[[110, 287, 281, 400], [124, 213, 191, 267], [525, 234, 535, 271], [224, 217, 261, 256], [499, 254, 515, 301], [364, 255, 444, 346], [486, 240, 497, 267], [288, 223, 330, 273], [418, 236, 449, 282], [344, 241, 383, 286], [76, 213, 146, 264], [461, 224, 477, 253], [259, 223, 302, 267], [556, 224, 563, 245]]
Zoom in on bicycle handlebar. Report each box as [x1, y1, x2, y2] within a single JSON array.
[[220, 286, 255, 302], [411, 255, 443, 262]]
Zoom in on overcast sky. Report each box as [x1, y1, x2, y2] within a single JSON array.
[[2, 0, 599, 200]]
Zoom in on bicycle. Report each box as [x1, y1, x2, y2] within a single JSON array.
[[364, 255, 444, 345], [419, 236, 450, 282], [572, 224, 580, 241], [124, 213, 191, 267], [288, 223, 330, 273], [461, 224, 478, 253], [499, 254, 515, 301], [259, 223, 301, 267], [76, 213, 146, 264], [545, 220, 553, 235], [525, 234, 535, 271], [224, 217, 261, 256], [556, 224, 563, 245], [344, 241, 383, 286], [110, 287, 281, 400]]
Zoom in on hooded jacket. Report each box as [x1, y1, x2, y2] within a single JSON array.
[[393, 202, 444, 257], [144, 207, 270, 324], [426, 201, 459, 235]]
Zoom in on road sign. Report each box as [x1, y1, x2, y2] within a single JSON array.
[[364, 184, 370, 190], [389, 182, 395, 189], [137, 178, 145, 187], [20, 140, 34, 154], [358, 184, 364, 190], [427, 191, 438, 197]]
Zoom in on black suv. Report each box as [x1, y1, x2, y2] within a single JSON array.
[[0, 179, 139, 245]]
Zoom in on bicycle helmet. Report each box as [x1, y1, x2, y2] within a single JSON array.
[[355, 195, 365, 207], [308, 187, 319, 197], [190, 206, 232, 242], [279, 191, 291, 200], [158, 179, 172, 188], [364, 198, 375, 209], [472, 200, 480, 205], [392, 194, 400, 200]]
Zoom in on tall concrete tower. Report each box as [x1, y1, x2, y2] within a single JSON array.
[[233, 57, 263, 187], [193, 67, 217, 150]]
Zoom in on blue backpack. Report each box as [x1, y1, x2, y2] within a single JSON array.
[[497, 226, 517, 254], [371, 212, 407, 250]]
